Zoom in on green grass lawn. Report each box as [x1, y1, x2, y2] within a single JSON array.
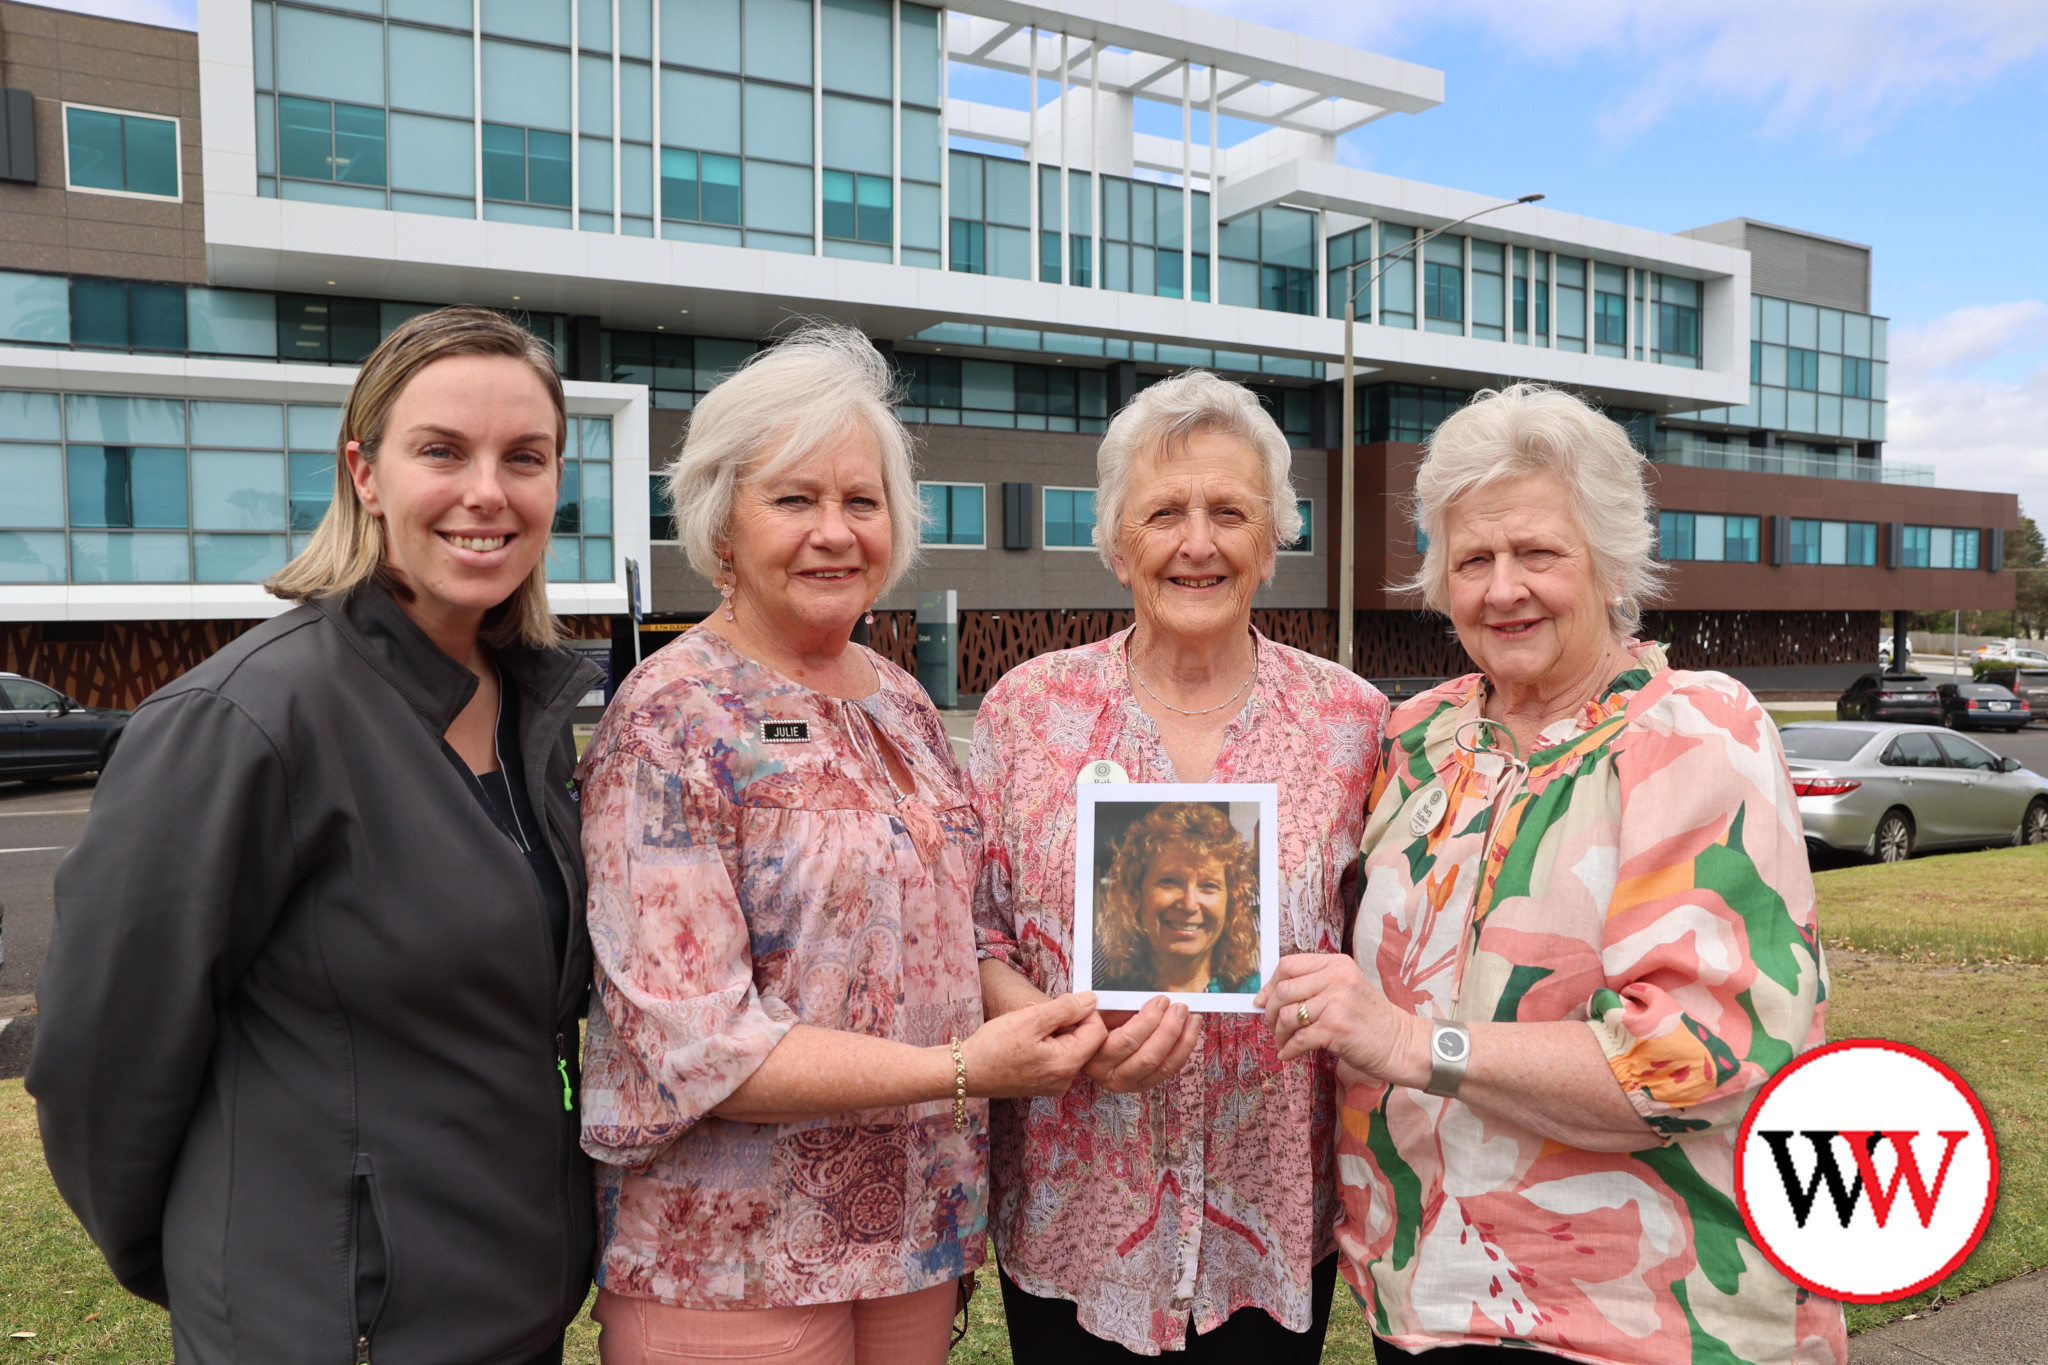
[[6, 846, 2043, 1359]]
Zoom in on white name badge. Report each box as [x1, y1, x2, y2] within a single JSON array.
[[1077, 758, 1130, 785], [1408, 785, 1450, 838]]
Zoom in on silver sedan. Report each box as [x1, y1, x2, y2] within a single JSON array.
[[1779, 723, 2048, 862]]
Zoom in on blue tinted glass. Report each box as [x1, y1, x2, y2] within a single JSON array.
[[661, 147, 700, 220], [121, 114, 179, 196], [70, 531, 189, 582], [0, 531, 66, 582], [66, 108, 125, 191], [553, 460, 582, 534], [70, 278, 127, 348], [527, 129, 571, 205], [130, 282, 187, 351], [481, 122, 527, 200], [279, 96, 332, 179], [701, 154, 741, 224], [899, 3, 939, 106], [194, 533, 288, 582], [288, 405, 341, 451], [951, 484, 982, 544], [0, 274, 70, 346], [391, 26, 474, 118], [390, 112, 475, 196], [129, 448, 188, 527], [582, 536, 611, 579], [66, 394, 185, 444], [191, 450, 286, 530], [742, 0, 811, 84], [582, 461, 612, 535], [545, 535, 580, 581], [334, 103, 386, 185], [743, 82, 812, 163], [822, 168, 855, 239], [579, 418, 612, 461], [289, 452, 334, 529], [0, 446, 65, 527], [68, 446, 129, 527]]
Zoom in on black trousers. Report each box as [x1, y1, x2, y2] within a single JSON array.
[[1372, 1339, 1531, 1363], [997, 1256, 1338, 1365]]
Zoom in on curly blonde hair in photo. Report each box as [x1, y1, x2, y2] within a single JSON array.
[[1095, 803, 1260, 993]]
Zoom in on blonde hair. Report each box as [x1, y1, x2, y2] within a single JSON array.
[[1404, 382, 1665, 636], [668, 321, 921, 594], [1092, 370, 1301, 573], [267, 307, 567, 650]]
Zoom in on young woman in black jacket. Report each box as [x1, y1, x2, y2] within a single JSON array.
[[30, 308, 602, 1365]]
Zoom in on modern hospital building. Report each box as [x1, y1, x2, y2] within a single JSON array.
[[0, 0, 2018, 708]]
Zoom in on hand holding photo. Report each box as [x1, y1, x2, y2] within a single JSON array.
[[1074, 783, 1279, 1013]]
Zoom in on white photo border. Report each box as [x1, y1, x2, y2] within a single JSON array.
[[1073, 781, 1280, 1014]]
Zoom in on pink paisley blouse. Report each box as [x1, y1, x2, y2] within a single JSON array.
[[578, 628, 987, 1308], [969, 628, 1387, 1354]]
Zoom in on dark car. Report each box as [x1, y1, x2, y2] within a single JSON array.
[[1937, 682, 2032, 733], [0, 673, 129, 782], [1836, 671, 1940, 723], [1979, 666, 2048, 722]]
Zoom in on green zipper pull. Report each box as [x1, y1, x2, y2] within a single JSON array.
[[555, 1033, 573, 1112]]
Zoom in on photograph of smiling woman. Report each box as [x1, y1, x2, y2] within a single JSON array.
[[1094, 801, 1262, 995]]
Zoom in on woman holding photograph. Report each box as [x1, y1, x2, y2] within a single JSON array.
[[1094, 802, 1262, 996], [1259, 384, 1842, 1365], [969, 371, 1389, 1362]]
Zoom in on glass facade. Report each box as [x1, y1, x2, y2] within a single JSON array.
[[949, 151, 1031, 279], [0, 391, 613, 583], [918, 481, 983, 546], [1657, 511, 1759, 563], [1358, 383, 1471, 443], [1286, 498, 1313, 553], [1690, 295, 1889, 441], [603, 329, 759, 408], [900, 354, 1108, 433], [1101, 176, 1209, 301], [1219, 206, 1313, 315], [1042, 486, 1095, 548]]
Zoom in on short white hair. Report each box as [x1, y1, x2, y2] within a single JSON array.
[[668, 321, 921, 595], [1092, 370, 1301, 572], [1405, 382, 1665, 636]]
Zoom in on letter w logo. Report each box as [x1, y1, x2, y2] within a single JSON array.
[[1760, 1131, 1971, 1229]]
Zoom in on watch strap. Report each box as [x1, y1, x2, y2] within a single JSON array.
[[1424, 1020, 1471, 1098]]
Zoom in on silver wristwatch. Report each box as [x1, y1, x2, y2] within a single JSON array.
[[1423, 1021, 1471, 1098]]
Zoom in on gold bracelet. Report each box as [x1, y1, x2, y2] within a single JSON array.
[[950, 1036, 967, 1133]]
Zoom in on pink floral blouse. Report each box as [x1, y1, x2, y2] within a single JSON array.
[[578, 628, 987, 1308], [969, 628, 1387, 1354]]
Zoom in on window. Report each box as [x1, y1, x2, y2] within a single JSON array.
[[1219, 205, 1312, 315], [823, 170, 892, 245], [898, 354, 1107, 434], [1043, 487, 1096, 549], [1657, 511, 1759, 563], [277, 295, 380, 363], [483, 123, 570, 206], [71, 279, 187, 352], [1102, 175, 1209, 301], [661, 149, 742, 225], [1788, 518, 1877, 566], [1788, 347, 1820, 392], [604, 330, 758, 409], [278, 97, 385, 185], [1844, 355, 1873, 399], [1470, 240, 1504, 342], [650, 472, 676, 542], [1554, 256, 1586, 353], [1422, 235, 1462, 332], [1901, 525, 1981, 570], [919, 482, 984, 546], [949, 152, 1031, 279], [1284, 499, 1314, 554], [1594, 291, 1626, 347], [546, 418, 614, 583], [1751, 341, 1763, 384], [64, 105, 180, 198], [1360, 383, 1471, 444], [1327, 227, 1369, 320], [1656, 280, 1700, 360]]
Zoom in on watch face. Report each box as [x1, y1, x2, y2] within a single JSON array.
[[1435, 1028, 1469, 1063]]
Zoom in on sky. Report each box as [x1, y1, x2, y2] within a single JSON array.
[[32, 0, 2048, 523]]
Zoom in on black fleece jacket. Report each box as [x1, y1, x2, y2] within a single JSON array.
[[28, 583, 602, 1365]]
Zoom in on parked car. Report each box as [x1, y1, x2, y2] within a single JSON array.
[[1937, 683, 2032, 732], [1975, 641, 2048, 665], [1836, 671, 1940, 724], [1979, 666, 2048, 721], [0, 673, 129, 781], [1780, 723, 2048, 862]]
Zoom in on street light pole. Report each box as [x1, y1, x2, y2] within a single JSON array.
[[1335, 192, 1544, 674]]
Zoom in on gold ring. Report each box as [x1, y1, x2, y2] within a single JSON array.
[[1296, 1000, 1311, 1027]]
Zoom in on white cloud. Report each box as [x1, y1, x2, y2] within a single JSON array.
[[25, 0, 195, 28], [1887, 302, 2048, 525], [1204, 0, 2048, 142]]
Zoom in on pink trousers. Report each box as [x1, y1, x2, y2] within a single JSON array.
[[593, 1282, 960, 1365]]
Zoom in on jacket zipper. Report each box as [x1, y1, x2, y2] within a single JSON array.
[[355, 1335, 371, 1365], [555, 1032, 572, 1111]]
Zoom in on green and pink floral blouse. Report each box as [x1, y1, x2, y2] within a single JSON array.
[[1339, 641, 1847, 1365]]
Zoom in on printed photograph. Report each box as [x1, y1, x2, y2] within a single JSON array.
[[1074, 784, 1279, 1013]]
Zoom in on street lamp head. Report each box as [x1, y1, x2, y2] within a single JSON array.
[[1517, 193, 1545, 204]]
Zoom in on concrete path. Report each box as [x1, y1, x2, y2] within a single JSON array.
[[1851, 1272, 2048, 1363]]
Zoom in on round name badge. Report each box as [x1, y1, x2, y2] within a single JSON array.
[[1408, 786, 1449, 838], [1077, 759, 1130, 785]]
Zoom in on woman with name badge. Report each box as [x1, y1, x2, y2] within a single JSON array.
[[968, 371, 1389, 1363], [575, 323, 1101, 1365], [1259, 384, 1844, 1365]]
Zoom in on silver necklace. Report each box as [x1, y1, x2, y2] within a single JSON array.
[[1128, 642, 1258, 717]]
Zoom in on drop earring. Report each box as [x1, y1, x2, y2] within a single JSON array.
[[865, 604, 876, 626], [718, 559, 737, 622]]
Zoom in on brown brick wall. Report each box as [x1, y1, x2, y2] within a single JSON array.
[[0, 0, 205, 284]]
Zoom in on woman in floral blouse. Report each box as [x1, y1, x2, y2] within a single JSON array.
[[1259, 384, 1845, 1365], [577, 323, 1103, 1365], [970, 371, 1389, 1361]]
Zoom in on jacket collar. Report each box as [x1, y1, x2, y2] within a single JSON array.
[[312, 581, 596, 734]]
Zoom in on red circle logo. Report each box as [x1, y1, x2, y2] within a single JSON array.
[[1736, 1039, 1999, 1303]]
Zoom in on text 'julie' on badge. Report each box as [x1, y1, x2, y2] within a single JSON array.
[[761, 720, 810, 743]]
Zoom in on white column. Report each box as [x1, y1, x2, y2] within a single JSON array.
[[1057, 30, 1068, 286], [1028, 28, 1039, 279], [1461, 232, 1470, 337], [611, 0, 621, 233], [937, 7, 949, 270], [1180, 64, 1190, 303], [890, 0, 900, 264], [812, 0, 823, 256], [650, 0, 661, 234], [1088, 43, 1100, 289], [570, 0, 580, 223], [472, 0, 483, 220], [1206, 65, 1217, 304]]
